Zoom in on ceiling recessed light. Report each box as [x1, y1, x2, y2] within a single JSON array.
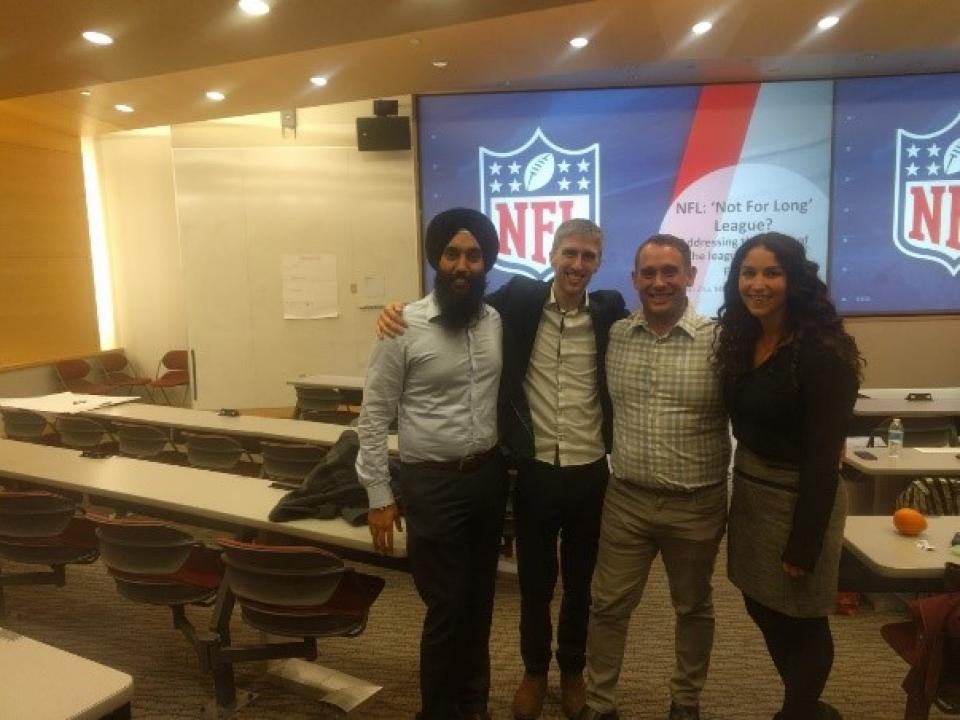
[[80, 90, 92, 97], [817, 15, 840, 30], [82, 31, 113, 45], [238, 0, 270, 16], [569, 36, 589, 49], [309, 76, 328, 87], [114, 104, 134, 113], [432, 60, 448, 68], [691, 21, 713, 35], [206, 90, 226, 102]]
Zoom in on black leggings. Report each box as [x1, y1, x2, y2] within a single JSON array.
[[743, 594, 834, 720]]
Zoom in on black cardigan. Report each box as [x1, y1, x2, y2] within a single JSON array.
[[485, 276, 627, 460]]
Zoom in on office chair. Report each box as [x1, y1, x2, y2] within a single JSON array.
[[150, 350, 190, 405], [95, 517, 223, 607], [259, 441, 328, 487], [0, 491, 99, 615], [98, 350, 153, 399], [54, 358, 115, 395]]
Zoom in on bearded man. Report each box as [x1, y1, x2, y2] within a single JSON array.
[[356, 207, 507, 720]]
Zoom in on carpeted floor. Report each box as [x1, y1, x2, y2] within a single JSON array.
[[0, 537, 946, 720]]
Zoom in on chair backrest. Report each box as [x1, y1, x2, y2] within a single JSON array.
[[56, 416, 114, 449], [160, 350, 188, 372], [115, 422, 171, 458], [95, 517, 222, 605], [295, 387, 343, 412], [96, 520, 197, 575], [0, 491, 76, 537], [55, 358, 94, 384], [896, 477, 960, 516], [98, 350, 150, 388], [1, 408, 49, 440], [218, 539, 348, 607], [184, 433, 245, 470], [260, 442, 327, 483], [295, 387, 357, 424], [99, 350, 130, 374], [55, 358, 114, 394]]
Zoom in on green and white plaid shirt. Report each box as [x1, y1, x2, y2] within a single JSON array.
[[606, 302, 730, 492]]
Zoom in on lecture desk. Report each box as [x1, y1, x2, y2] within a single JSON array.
[[843, 515, 960, 591], [842, 447, 960, 514], [0, 627, 134, 720], [0, 438, 405, 556], [854, 387, 960, 417], [83, 402, 398, 452]]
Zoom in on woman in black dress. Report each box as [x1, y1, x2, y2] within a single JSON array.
[[714, 232, 862, 720]]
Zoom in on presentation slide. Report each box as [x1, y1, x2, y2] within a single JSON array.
[[831, 73, 960, 314], [418, 81, 833, 315]]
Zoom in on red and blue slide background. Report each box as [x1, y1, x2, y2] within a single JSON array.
[[417, 75, 958, 316]]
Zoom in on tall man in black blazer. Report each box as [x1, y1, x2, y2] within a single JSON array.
[[379, 218, 626, 720]]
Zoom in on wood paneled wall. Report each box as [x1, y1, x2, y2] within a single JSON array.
[[0, 107, 99, 367]]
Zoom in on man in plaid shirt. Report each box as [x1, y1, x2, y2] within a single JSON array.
[[577, 235, 730, 720]]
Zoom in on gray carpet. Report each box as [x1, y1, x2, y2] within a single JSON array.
[[0, 538, 947, 720]]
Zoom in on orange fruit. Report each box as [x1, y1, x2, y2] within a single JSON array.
[[893, 507, 927, 536]]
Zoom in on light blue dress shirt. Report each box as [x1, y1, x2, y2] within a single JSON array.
[[355, 292, 502, 508]]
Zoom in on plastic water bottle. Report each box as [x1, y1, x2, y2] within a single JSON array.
[[888, 417, 904, 458]]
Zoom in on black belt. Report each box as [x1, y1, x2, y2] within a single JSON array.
[[405, 445, 500, 473]]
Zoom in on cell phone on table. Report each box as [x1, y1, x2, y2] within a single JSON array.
[[905, 392, 933, 401], [853, 450, 877, 461]]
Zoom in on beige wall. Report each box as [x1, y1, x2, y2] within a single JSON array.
[[848, 315, 960, 387], [96, 127, 187, 384], [98, 100, 420, 409], [0, 108, 99, 367]]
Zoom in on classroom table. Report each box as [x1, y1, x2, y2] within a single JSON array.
[[287, 374, 365, 393], [0, 437, 404, 556], [854, 387, 960, 417], [0, 627, 134, 720], [843, 515, 959, 580], [82, 402, 397, 452], [842, 447, 960, 514]]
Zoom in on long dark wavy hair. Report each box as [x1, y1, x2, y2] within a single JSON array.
[[713, 232, 863, 383]]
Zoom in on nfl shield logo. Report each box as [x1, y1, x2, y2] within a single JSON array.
[[893, 111, 960, 276], [479, 128, 600, 280]]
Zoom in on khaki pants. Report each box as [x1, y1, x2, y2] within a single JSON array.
[[584, 477, 727, 712]]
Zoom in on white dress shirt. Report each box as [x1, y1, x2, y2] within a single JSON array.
[[524, 286, 604, 466], [355, 291, 502, 508]]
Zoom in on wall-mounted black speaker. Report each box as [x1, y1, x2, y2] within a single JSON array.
[[356, 116, 411, 152], [373, 99, 399, 117]]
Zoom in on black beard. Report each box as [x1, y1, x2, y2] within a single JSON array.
[[434, 270, 487, 330]]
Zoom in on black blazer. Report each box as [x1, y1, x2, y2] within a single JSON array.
[[485, 276, 627, 460]]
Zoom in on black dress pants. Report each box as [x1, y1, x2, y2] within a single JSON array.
[[400, 454, 508, 720], [514, 456, 609, 675]]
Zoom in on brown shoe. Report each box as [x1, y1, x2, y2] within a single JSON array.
[[512, 672, 548, 720], [560, 672, 586, 719]]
